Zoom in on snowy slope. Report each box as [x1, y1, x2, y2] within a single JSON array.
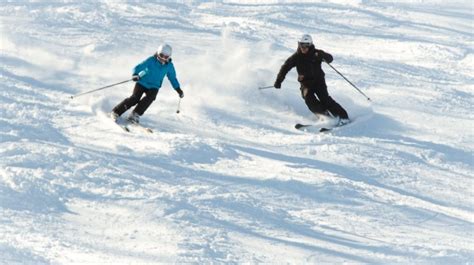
[[1, 1, 473, 264]]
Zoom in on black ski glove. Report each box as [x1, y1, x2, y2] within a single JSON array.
[[274, 81, 281, 89], [176, 88, 184, 98], [132, 75, 140, 82]]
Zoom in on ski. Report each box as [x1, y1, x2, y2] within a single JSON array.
[[107, 112, 154, 134], [113, 120, 131, 132], [319, 127, 333, 132], [295, 123, 332, 132], [106, 112, 129, 132], [295, 120, 351, 133], [295, 123, 312, 129], [119, 124, 131, 132], [126, 121, 153, 133]]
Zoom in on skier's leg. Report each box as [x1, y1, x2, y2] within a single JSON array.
[[112, 83, 145, 116], [133, 88, 158, 116], [300, 85, 327, 114], [315, 82, 349, 119]]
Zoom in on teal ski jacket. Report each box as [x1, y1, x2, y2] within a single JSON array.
[[133, 55, 180, 90]]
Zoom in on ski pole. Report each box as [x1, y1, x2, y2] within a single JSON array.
[[176, 98, 181, 114], [258, 85, 274, 90], [325, 62, 371, 101], [70, 70, 148, 99], [70, 79, 132, 99]]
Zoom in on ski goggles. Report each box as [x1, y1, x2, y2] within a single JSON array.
[[299, 42, 311, 48], [158, 53, 170, 61]]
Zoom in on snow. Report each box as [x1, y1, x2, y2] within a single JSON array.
[[1, 1, 473, 264]]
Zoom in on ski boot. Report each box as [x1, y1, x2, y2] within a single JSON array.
[[127, 111, 140, 124], [110, 111, 119, 122]]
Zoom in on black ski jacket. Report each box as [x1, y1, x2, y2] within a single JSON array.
[[275, 45, 333, 87]]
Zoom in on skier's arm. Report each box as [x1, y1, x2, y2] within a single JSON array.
[[167, 63, 180, 89], [317, 50, 333, 63], [274, 54, 297, 88], [132, 56, 153, 76], [167, 63, 183, 97]]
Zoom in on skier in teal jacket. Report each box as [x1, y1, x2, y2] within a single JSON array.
[[111, 43, 183, 124]]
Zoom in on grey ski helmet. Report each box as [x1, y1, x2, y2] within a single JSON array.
[[298, 34, 313, 44], [157, 43, 172, 57]]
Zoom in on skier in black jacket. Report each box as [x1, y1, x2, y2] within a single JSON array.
[[274, 34, 349, 124]]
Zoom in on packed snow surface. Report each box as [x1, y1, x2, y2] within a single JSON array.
[[1, 1, 473, 264]]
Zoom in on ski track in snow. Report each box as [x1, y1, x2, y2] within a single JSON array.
[[1, 1, 473, 264]]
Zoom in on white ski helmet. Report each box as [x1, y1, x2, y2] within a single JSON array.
[[298, 34, 313, 44], [157, 43, 172, 57]]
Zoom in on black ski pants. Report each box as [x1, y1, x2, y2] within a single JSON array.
[[113, 83, 158, 116], [300, 81, 349, 119]]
